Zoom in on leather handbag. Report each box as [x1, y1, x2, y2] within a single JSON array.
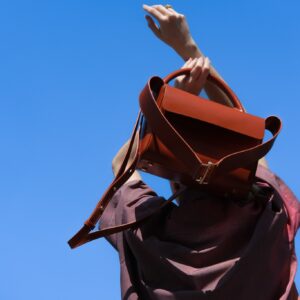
[[68, 69, 281, 249], [137, 69, 281, 198]]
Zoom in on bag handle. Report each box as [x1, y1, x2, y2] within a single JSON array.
[[163, 68, 244, 111]]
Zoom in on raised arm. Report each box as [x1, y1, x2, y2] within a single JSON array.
[[143, 4, 233, 106], [142, 4, 268, 167]]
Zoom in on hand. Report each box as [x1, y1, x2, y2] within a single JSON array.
[[174, 57, 210, 95], [143, 4, 200, 60], [142, 3, 229, 97]]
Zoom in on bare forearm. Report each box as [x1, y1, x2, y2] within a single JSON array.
[[112, 140, 142, 182], [112, 159, 141, 182]]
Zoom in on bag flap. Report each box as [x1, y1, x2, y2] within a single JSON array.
[[161, 85, 265, 140]]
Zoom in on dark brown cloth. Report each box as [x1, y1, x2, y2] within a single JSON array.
[[99, 166, 300, 300]]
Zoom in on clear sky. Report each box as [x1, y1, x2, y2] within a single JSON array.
[[0, 0, 299, 299]]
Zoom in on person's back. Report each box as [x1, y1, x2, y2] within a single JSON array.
[[100, 165, 299, 299]]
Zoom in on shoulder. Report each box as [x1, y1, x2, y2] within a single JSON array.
[[256, 165, 300, 239], [100, 180, 166, 228]]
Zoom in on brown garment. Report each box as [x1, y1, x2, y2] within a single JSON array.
[[99, 166, 299, 300]]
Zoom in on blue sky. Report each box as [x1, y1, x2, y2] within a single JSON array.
[[0, 0, 299, 299]]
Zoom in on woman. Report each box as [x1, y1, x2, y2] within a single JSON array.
[[101, 4, 300, 300]]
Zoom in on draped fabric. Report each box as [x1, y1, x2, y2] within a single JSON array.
[[99, 165, 300, 300]]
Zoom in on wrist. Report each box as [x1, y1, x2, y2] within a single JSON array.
[[176, 39, 203, 61]]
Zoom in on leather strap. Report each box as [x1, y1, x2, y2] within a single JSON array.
[[68, 184, 187, 248], [68, 112, 142, 249], [68, 109, 187, 249], [214, 116, 281, 175]]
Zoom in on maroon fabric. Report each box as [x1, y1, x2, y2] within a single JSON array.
[[99, 165, 300, 300]]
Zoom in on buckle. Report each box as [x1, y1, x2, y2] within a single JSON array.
[[195, 161, 215, 185]]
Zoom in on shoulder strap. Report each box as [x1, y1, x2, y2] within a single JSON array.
[[68, 112, 142, 249], [67, 110, 187, 249], [68, 182, 186, 249]]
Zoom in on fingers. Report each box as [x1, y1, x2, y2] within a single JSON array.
[[143, 4, 165, 19], [188, 57, 210, 79], [202, 57, 211, 80], [166, 7, 177, 14], [153, 4, 181, 16], [190, 57, 204, 78], [143, 4, 172, 39], [143, 4, 175, 18], [175, 58, 192, 82], [175, 57, 211, 95], [196, 57, 210, 90], [145, 15, 160, 38], [181, 57, 202, 82], [153, 4, 174, 16], [176, 58, 196, 83], [143, 4, 191, 51], [181, 57, 192, 68]]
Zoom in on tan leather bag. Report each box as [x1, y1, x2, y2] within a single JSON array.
[[68, 69, 281, 249], [138, 69, 281, 198]]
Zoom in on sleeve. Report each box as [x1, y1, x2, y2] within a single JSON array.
[[98, 180, 165, 250], [256, 165, 300, 241]]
